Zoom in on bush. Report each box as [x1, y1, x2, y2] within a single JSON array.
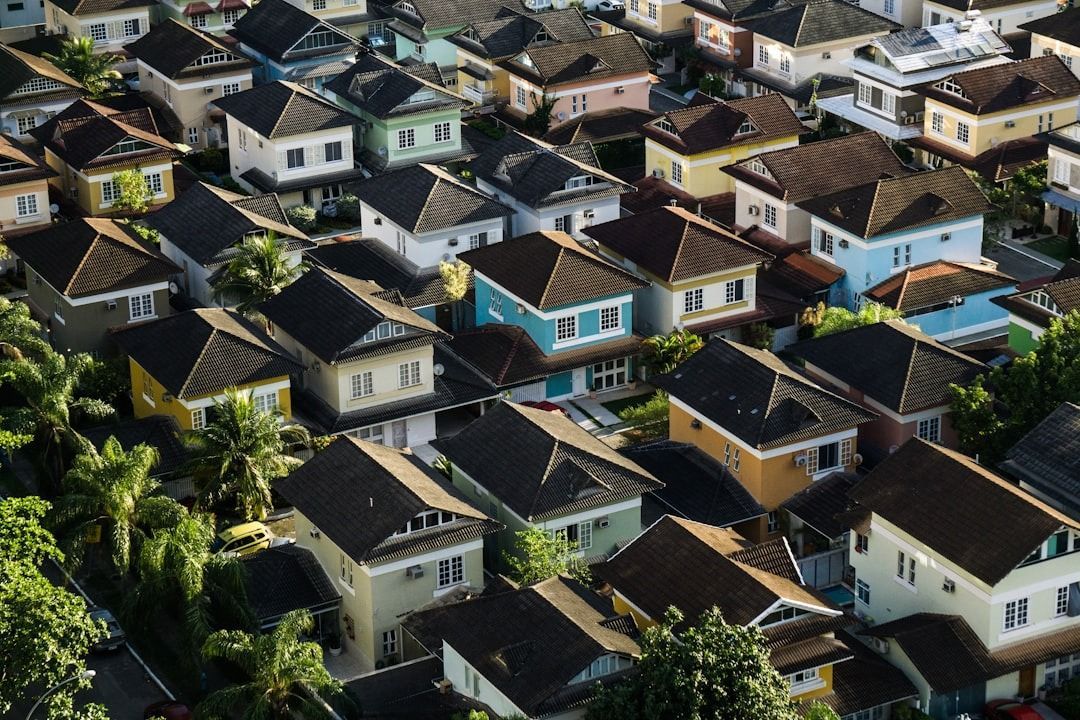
[[219, 176, 245, 194], [286, 205, 318, 232], [336, 192, 360, 221], [197, 147, 225, 174], [617, 391, 668, 440], [75, 357, 129, 408]]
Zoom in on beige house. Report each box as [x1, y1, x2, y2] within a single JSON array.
[[0, 133, 56, 242], [923, 0, 1058, 35], [45, 0, 154, 62], [0, 44, 87, 142], [1020, 7, 1080, 80]]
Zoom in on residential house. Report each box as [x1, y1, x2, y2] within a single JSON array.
[[83, 415, 193, 500], [470, 131, 634, 239], [213, 81, 364, 210], [156, 0, 250, 35], [500, 33, 655, 127], [778, 469, 861, 587], [733, 0, 901, 110], [590, 0, 692, 65], [687, 0, 800, 86], [242, 544, 341, 634], [5, 218, 180, 355], [815, 19, 1012, 142], [275, 435, 501, 666], [434, 400, 663, 566], [722, 130, 911, 246], [1000, 402, 1080, 520], [113, 308, 303, 429], [450, 230, 649, 400], [540, 106, 659, 146], [384, 0, 515, 82], [44, 0, 153, 61], [126, 20, 255, 150], [790, 320, 986, 459], [0, 44, 86, 142], [448, 8, 594, 110], [1020, 7, 1080, 80], [640, 93, 806, 198], [324, 52, 469, 174], [228, 0, 361, 89], [262, 265, 498, 446], [652, 339, 877, 542], [403, 575, 641, 719], [991, 259, 1080, 353], [280, 0, 384, 44], [848, 439, 1080, 719], [353, 163, 514, 268], [147, 182, 314, 307], [1041, 121, 1080, 235], [0, 132, 56, 240], [30, 98, 181, 216], [922, 0, 1058, 35], [1, 0, 45, 39], [911, 55, 1080, 180]]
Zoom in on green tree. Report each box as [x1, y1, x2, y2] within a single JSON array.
[[642, 329, 704, 375], [439, 260, 470, 303], [43, 36, 120, 97], [109, 169, 150, 215], [801, 301, 908, 338], [187, 388, 311, 520], [51, 437, 184, 573], [804, 702, 841, 720], [504, 526, 591, 586], [523, 93, 557, 137], [587, 607, 798, 720], [0, 296, 50, 360], [210, 232, 307, 317], [970, 161, 1048, 248], [617, 391, 668, 440], [198, 609, 342, 720]]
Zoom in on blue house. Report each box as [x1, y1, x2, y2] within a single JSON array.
[[448, 231, 648, 401]]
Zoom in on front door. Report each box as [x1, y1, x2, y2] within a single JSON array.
[[391, 420, 408, 448], [572, 367, 587, 397], [1019, 665, 1036, 698]]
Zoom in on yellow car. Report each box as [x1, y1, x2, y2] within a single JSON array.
[[212, 522, 273, 557]]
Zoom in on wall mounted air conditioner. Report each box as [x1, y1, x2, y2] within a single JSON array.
[[105, 300, 117, 310], [748, 204, 760, 216], [870, 637, 889, 654], [652, 168, 665, 178], [406, 565, 424, 579], [942, 578, 956, 593], [793, 453, 807, 466], [597, 517, 610, 528]]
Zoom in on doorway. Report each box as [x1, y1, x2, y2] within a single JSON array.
[[572, 367, 587, 397]]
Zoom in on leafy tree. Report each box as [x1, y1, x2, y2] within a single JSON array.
[[523, 93, 557, 137], [804, 702, 840, 720], [504, 526, 591, 586], [211, 232, 307, 317], [801, 301, 908, 338], [970, 161, 1047, 248], [587, 607, 798, 720], [0, 296, 50, 360], [51, 437, 184, 573], [285, 205, 317, 232], [617, 391, 668, 440], [642, 329, 704, 375], [43, 36, 120, 97], [187, 388, 311, 520], [109, 169, 150, 215], [746, 322, 775, 350], [198, 609, 342, 720], [439, 260, 470, 303]]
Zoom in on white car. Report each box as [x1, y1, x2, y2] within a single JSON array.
[[596, 0, 625, 10]]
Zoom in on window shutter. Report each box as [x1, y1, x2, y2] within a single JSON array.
[[478, 231, 488, 247], [342, 138, 352, 161], [744, 275, 754, 299], [313, 143, 324, 164], [805, 447, 818, 475], [130, 17, 140, 33], [277, 151, 287, 171], [840, 439, 853, 467], [304, 145, 315, 166]]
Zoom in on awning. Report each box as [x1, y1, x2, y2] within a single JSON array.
[[1043, 187, 1080, 214], [216, 0, 249, 10], [182, 1, 214, 15]]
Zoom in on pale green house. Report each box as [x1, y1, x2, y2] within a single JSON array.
[[993, 261, 1080, 355]]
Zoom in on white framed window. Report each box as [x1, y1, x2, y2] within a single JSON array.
[[815, 228, 834, 256], [1056, 586, 1070, 617], [757, 44, 769, 66], [356, 424, 384, 444], [805, 439, 850, 475], [1054, 158, 1072, 185], [733, 447, 741, 472], [396, 128, 416, 149], [699, 20, 710, 40], [882, 91, 895, 114], [599, 305, 620, 332], [723, 442, 731, 465], [88, 23, 107, 41], [647, 1, 656, 19], [433, 121, 452, 143], [15, 193, 37, 218], [188, 13, 207, 27], [515, 85, 527, 109], [313, 0, 326, 8], [340, 552, 353, 587], [187, 127, 199, 145], [931, 111, 943, 134], [145, 172, 163, 196], [398, 360, 421, 388], [437, 555, 464, 588], [128, 292, 154, 320], [956, 122, 969, 144], [592, 358, 627, 390], [883, 0, 894, 14], [286, 148, 305, 168], [856, 578, 870, 604], [917, 416, 941, 443], [671, 160, 683, 185], [779, 54, 790, 74], [191, 408, 206, 430], [222, 82, 241, 95], [629, 0, 638, 12], [223, 8, 241, 23], [1003, 597, 1029, 631], [896, 550, 915, 585], [16, 116, 38, 135], [578, 520, 593, 550], [252, 391, 278, 414], [554, 215, 568, 232], [488, 288, 503, 317], [351, 371, 374, 399], [101, 180, 118, 204], [324, 141, 343, 162], [893, 243, 911, 267], [724, 278, 745, 305], [468, 232, 487, 250], [382, 629, 397, 657], [556, 315, 577, 341], [858, 82, 872, 106], [684, 288, 703, 314], [763, 203, 777, 228]]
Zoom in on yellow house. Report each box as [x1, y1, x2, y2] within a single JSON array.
[[652, 339, 877, 542], [30, 98, 181, 216], [113, 308, 302, 430], [912, 55, 1080, 179], [641, 93, 806, 199], [592, 0, 693, 56]]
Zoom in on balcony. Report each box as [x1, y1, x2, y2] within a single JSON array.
[[461, 84, 497, 106]]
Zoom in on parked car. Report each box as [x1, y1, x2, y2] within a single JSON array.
[[211, 521, 273, 557], [144, 701, 193, 720], [519, 400, 570, 417], [88, 606, 125, 652], [984, 700, 1045, 720], [596, 0, 625, 9]]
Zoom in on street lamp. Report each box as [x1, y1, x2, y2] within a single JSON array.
[[25, 670, 96, 720]]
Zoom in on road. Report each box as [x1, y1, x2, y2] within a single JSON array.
[[78, 649, 173, 720]]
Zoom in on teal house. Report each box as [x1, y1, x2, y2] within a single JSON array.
[[384, 0, 518, 80]]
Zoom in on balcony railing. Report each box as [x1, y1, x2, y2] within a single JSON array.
[[462, 84, 497, 105]]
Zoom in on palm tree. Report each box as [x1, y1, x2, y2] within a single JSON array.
[[210, 232, 307, 317], [198, 610, 342, 720], [51, 437, 184, 573], [0, 296, 50, 360], [43, 37, 121, 97], [187, 388, 311, 521], [643, 329, 705, 375]]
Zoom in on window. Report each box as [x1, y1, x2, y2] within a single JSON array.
[[917, 416, 941, 443], [893, 243, 911, 267], [145, 172, 163, 196], [629, 0, 637, 12], [378, 629, 398, 657], [733, 447, 741, 472], [8, 2, 23, 9], [437, 555, 464, 588], [223, 8, 241, 23], [931, 111, 943, 134], [187, 127, 200, 145], [189, 14, 207, 27], [1003, 597, 1029, 631], [129, 292, 154, 320], [699, 20, 710, 40], [340, 552, 353, 587], [286, 148, 305, 168], [1054, 158, 1072, 185], [577, 520, 593, 550], [16, 115, 37, 135], [356, 424, 384, 444], [779, 54, 790, 74], [723, 442, 731, 465], [191, 408, 205, 429], [101, 180, 118, 204], [655, 118, 675, 134], [515, 85, 527, 108], [684, 288, 703, 313], [468, 232, 488, 250], [882, 92, 895, 114], [763, 203, 777, 228], [815, 228, 834, 256], [883, 0, 894, 12], [298, 29, 340, 50], [313, 0, 326, 8], [324, 141, 343, 162], [253, 391, 278, 414], [88, 23, 107, 40], [856, 578, 871, 604], [724, 278, 745, 304], [592, 358, 627, 390], [488, 288, 503, 317], [806, 439, 851, 474], [671, 159, 683, 184], [433, 121, 452, 143], [956, 122, 969, 144], [398, 360, 421, 388], [647, 1, 656, 19], [556, 315, 577, 342], [351, 371, 374, 399], [1057, 586, 1070, 617], [767, 510, 779, 532], [896, 550, 915, 585], [600, 305, 621, 332], [15, 193, 37, 218], [554, 215, 571, 233], [397, 128, 416, 149], [858, 82, 872, 106], [855, 533, 869, 554], [757, 44, 769, 66], [222, 82, 241, 95]]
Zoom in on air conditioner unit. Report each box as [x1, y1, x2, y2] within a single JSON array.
[[821, 51, 831, 59], [839, 238, 850, 249], [597, 517, 610, 528], [373, 217, 383, 225], [652, 168, 665, 178], [870, 637, 889, 654], [793, 453, 808, 467], [1004, 120, 1016, 128], [941, 232, 951, 242], [583, 209, 595, 219], [614, 85, 625, 94], [748, 204, 760, 216], [105, 299, 117, 310], [942, 578, 956, 593], [161, 393, 174, 402], [684, 15, 693, 24], [915, 111, 924, 122], [310, 527, 321, 538], [903, 115, 916, 125], [852, 453, 863, 466], [516, 303, 526, 314], [448, 238, 458, 246], [406, 565, 424, 579], [204, 87, 215, 94]]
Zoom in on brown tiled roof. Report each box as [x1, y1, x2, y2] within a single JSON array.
[[642, 94, 807, 155], [5, 218, 179, 298], [769, 636, 853, 675], [50, 0, 153, 16], [0, 44, 84, 100], [458, 230, 647, 310], [542, 107, 658, 145], [909, 134, 1049, 181], [0, 133, 56, 187], [850, 439, 1080, 586], [864, 261, 1016, 311], [212, 80, 356, 139], [621, 177, 736, 224], [918, 55, 1080, 115], [814, 632, 919, 716], [763, 251, 845, 297], [781, 471, 861, 540], [501, 32, 653, 86], [992, 260, 1080, 330], [584, 205, 772, 282], [125, 19, 254, 80]]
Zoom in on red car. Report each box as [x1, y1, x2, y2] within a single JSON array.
[[984, 700, 1045, 720], [144, 702, 193, 720], [519, 400, 570, 417]]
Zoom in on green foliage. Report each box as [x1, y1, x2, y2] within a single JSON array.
[[432, 454, 453, 479], [801, 301, 908, 338], [285, 205, 318, 232], [804, 701, 840, 720], [892, 706, 933, 720], [587, 607, 798, 720], [75, 357, 129, 406], [335, 193, 360, 222], [439, 260, 470, 303], [523, 93, 557, 137], [697, 73, 726, 98], [504, 526, 591, 586], [0, 295, 50, 360], [196, 147, 225, 174], [970, 161, 1047, 248], [467, 119, 506, 140], [451, 712, 490, 720], [43, 36, 121, 97], [127, 221, 160, 245], [311, 434, 337, 453], [617, 391, 668, 440], [211, 232, 308, 317], [746, 322, 775, 350], [109, 169, 150, 215], [642, 329, 704, 375]]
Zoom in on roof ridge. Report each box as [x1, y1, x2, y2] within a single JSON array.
[[269, 88, 299, 139], [177, 325, 219, 398], [896, 334, 920, 416], [412, 172, 444, 233], [538, 245, 568, 309], [528, 436, 564, 521], [496, 326, 526, 384], [862, 176, 888, 237], [668, 214, 694, 281], [63, 230, 102, 295]]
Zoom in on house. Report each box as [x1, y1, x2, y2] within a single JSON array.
[[732, 0, 901, 110], [156, 0, 250, 35], [83, 415, 192, 500], [433, 400, 663, 565], [814, 19, 1012, 142], [589, 0, 693, 64], [1000, 402, 1080, 520], [448, 8, 594, 110], [0, 43, 86, 142], [651, 339, 877, 542], [499, 33, 655, 127], [687, 0, 803, 87], [991, 259, 1080, 354], [262, 265, 499, 446], [1, 0, 45, 38], [540, 106, 659, 146], [778, 469, 861, 587], [324, 53, 470, 174], [1020, 7, 1080, 80], [113, 308, 304, 429], [0, 132, 56, 239], [275, 434, 501, 667], [586, 205, 805, 345], [5, 218, 180, 355], [30, 98, 182, 217], [242, 544, 341, 634], [722, 130, 911, 246], [470, 131, 634, 239], [228, 0, 361, 89], [790, 320, 986, 458], [403, 575, 641, 719], [125, 20, 255, 150], [280, 0, 384, 45], [847, 439, 1080, 719], [922, 0, 1058, 35], [213, 81, 364, 210], [640, 93, 806, 199], [911, 55, 1080, 180], [352, 163, 514, 268], [451, 230, 649, 400], [44, 0, 153, 61], [147, 182, 314, 307], [1041, 121, 1080, 236]]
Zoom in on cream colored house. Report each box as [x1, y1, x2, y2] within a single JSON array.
[[0, 132, 56, 241], [0, 44, 87, 143], [45, 0, 153, 60], [923, 0, 1058, 36], [1020, 6, 1080, 80]]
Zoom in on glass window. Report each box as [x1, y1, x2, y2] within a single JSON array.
[[129, 292, 154, 320], [882, 92, 895, 114], [123, 18, 140, 35], [957, 122, 969, 144], [382, 629, 397, 656], [856, 578, 870, 604], [684, 288, 703, 313], [757, 44, 769, 66], [815, 228, 834, 256], [724, 279, 745, 304], [917, 416, 941, 443], [578, 521, 593, 550], [324, 141, 343, 162], [356, 424, 384, 444], [15, 193, 37, 217], [396, 128, 416, 149], [252, 391, 278, 414], [88, 23, 107, 40], [398, 360, 421, 388], [340, 552, 353, 586], [779, 54, 790, 74], [556, 315, 577, 341], [145, 173, 163, 195], [16, 115, 38, 135], [188, 14, 207, 27], [699, 20, 710, 40], [286, 148, 305, 168], [763, 204, 777, 228], [516, 85, 527, 108], [733, 447, 741, 472], [191, 408, 205, 430], [437, 555, 464, 588], [931, 111, 943, 134], [488, 288, 503, 316], [766, 509, 778, 532], [600, 305, 620, 332], [858, 82, 872, 105], [1003, 597, 1029, 631], [222, 82, 241, 95], [647, 1, 656, 18], [433, 121, 452, 143], [351, 371, 373, 399], [1056, 586, 1070, 617], [671, 160, 683, 184]]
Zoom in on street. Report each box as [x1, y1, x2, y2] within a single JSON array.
[[78, 649, 172, 720]]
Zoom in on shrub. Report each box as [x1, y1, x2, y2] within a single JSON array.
[[286, 205, 318, 232], [336, 192, 360, 221], [197, 147, 225, 173]]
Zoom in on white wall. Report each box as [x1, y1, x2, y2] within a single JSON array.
[[477, 178, 622, 240], [733, 180, 805, 242], [358, 202, 505, 268], [227, 116, 354, 194]]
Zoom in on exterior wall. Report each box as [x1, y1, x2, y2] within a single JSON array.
[[0, 0, 44, 29], [159, 236, 305, 308], [1, 95, 78, 142], [644, 135, 800, 198], [733, 179, 804, 243], [136, 60, 253, 149], [922, 0, 1058, 35], [507, 71, 652, 125], [157, 0, 248, 34], [455, 49, 509, 104], [622, 0, 693, 35], [1048, 143, 1080, 198], [852, 73, 925, 128], [357, 203, 504, 268], [45, 1, 152, 54], [46, 150, 175, 216], [855, 0, 920, 31], [476, 177, 622, 240], [1030, 36, 1080, 79], [692, 15, 754, 69], [0, 178, 51, 236], [393, 29, 460, 70], [749, 34, 889, 97], [442, 644, 534, 717], [921, 95, 1079, 161], [1007, 317, 1042, 354], [377, 110, 465, 169], [902, 286, 1014, 341]]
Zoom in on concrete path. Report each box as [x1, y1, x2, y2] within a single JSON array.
[[556, 401, 601, 432], [410, 442, 440, 466], [571, 397, 623, 427]]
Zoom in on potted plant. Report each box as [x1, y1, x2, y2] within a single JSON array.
[[328, 632, 343, 657], [588, 384, 598, 400]]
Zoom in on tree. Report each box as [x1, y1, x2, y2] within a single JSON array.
[[801, 301, 908, 338], [51, 437, 184, 573], [198, 609, 342, 720], [0, 296, 50, 360], [970, 161, 1048, 248], [617, 391, 668, 441], [109, 169, 150, 215], [439, 260, 470, 303], [587, 607, 798, 720], [522, 93, 557, 137], [642, 329, 704, 375], [211, 232, 307, 317], [804, 702, 840, 720], [43, 36, 121, 97], [504, 526, 591, 586], [187, 388, 311, 520]]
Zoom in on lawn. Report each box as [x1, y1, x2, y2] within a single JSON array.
[[600, 391, 656, 418], [1027, 235, 1071, 262]]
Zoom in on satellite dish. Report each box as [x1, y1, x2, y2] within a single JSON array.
[[48, 203, 59, 215], [168, 281, 180, 294], [556, 111, 567, 121], [433, 363, 445, 377], [378, 146, 388, 156]]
